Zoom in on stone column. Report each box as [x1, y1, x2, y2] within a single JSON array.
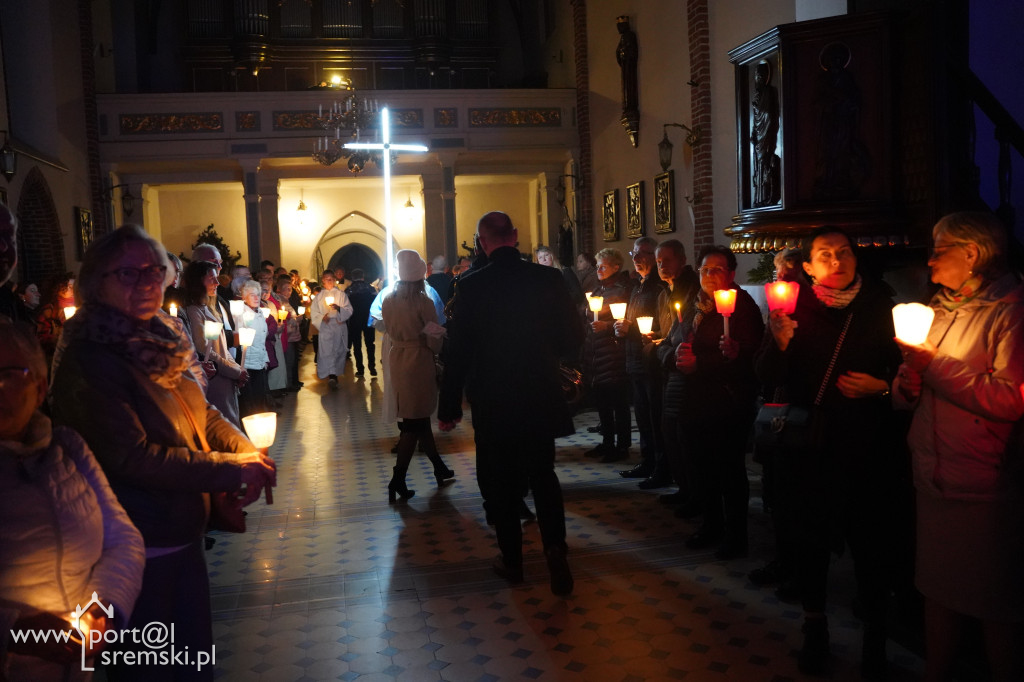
[[257, 174, 281, 266], [240, 159, 262, 267]]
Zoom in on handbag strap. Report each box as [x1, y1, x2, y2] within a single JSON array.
[[170, 389, 211, 452], [814, 312, 853, 406]]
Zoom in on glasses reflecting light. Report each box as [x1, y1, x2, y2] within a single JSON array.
[[103, 265, 167, 287]]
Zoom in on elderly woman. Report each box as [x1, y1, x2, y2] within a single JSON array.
[[237, 279, 271, 417], [184, 260, 246, 427], [673, 245, 763, 558], [894, 212, 1024, 682], [755, 226, 902, 676], [1, 323, 144, 681], [49, 225, 275, 680], [379, 250, 454, 501], [583, 247, 636, 462]]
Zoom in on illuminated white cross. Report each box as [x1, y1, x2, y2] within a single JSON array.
[[344, 107, 429, 283]]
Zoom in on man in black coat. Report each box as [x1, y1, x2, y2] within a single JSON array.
[[439, 211, 583, 596], [345, 268, 377, 377]]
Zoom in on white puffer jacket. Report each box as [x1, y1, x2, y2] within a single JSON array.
[[896, 274, 1024, 500], [0, 413, 145, 680]]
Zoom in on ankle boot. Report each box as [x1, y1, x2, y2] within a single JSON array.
[[388, 467, 415, 503], [798, 617, 830, 676], [422, 432, 455, 485]]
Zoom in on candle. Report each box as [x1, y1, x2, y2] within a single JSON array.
[[324, 295, 335, 307], [241, 412, 277, 505], [203, 320, 223, 358], [298, 306, 305, 315], [277, 308, 288, 322], [63, 305, 77, 319], [764, 280, 799, 315], [714, 289, 737, 339], [636, 316, 654, 335], [229, 299, 244, 318], [587, 295, 603, 323], [892, 302, 935, 346], [674, 301, 682, 323], [260, 307, 271, 319], [238, 326, 256, 367], [168, 302, 178, 317], [609, 302, 628, 320]]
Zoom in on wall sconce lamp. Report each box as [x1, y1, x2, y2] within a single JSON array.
[[104, 183, 137, 217], [0, 131, 17, 182], [658, 122, 701, 171], [553, 174, 578, 206], [296, 190, 307, 225]]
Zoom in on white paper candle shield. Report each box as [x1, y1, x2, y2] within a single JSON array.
[[203, 320, 223, 340], [636, 316, 654, 335], [229, 300, 244, 317], [892, 302, 935, 346], [241, 412, 277, 449], [63, 306, 77, 319], [238, 327, 256, 347], [609, 302, 628, 320]]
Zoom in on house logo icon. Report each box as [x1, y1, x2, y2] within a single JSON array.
[[71, 591, 113, 672]]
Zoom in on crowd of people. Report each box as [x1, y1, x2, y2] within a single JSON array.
[[1, 201, 1022, 680]]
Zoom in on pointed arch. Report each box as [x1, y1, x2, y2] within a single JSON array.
[[15, 167, 67, 286], [309, 210, 400, 279]]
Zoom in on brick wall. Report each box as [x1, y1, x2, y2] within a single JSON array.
[[570, 0, 593, 254], [16, 167, 67, 287], [687, 0, 715, 250], [79, 0, 107, 236]]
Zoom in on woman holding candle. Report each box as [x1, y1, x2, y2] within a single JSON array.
[[184, 260, 246, 427], [672, 245, 763, 558], [274, 275, 303, 392], [33, 272, 75, 365], [49, 225, 275, 679], [755, 226, 902, 676], [261, 280, 287, 405], [1, 322, 145, 681], [237, 279, 271, 416], [310, 270, 353, 388], [379, 250, 454, 501], [892, 212, 1024, 682], [582, 248, 636, 462]]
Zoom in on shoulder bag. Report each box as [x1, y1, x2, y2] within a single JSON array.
[[754, 312, 852, 457]]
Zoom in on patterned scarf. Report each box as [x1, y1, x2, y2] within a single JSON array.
[[936, 275, 985, 311], [60, 303, 194, 389], [811, 273, 862, 309]]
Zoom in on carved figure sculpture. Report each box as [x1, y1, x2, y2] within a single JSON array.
[[616, 16, 640, 147], [751, 60, 781, 207]]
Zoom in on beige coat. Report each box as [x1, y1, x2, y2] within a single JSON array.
[[380, 284, 443, 420]]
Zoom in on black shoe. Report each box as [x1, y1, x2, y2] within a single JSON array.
[[586, 425, 602, 433], [599, 447, 628, 463], [619, 464, 652, 479], [370, 368, 377, 377], [798, 618, 831, 676], [355, 370, 364, 377], [433, 464, 455, 486], [658, 491, 687, 504], [638, 475, 672, 490], [545, 546, 574, 597], [674, 502, 703, 519], [749, 559, 790, 587], [584, 444, 613, 458], [492, 555, 524, 584], [685, 528, 723, 550], [328, 375, 338, 388], [387, 468, 415, 503]]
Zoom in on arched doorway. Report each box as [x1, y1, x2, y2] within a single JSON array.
[[310, 211, 399, 283], [327, 244, 383, 283]]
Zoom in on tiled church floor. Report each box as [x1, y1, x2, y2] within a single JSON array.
[[205, 349, 925, 681]]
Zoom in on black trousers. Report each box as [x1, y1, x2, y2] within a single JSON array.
[[475, 429, 567, 567], [238, 367, 268, 417], [348, 322, 376, 372], [682, 412, 752, 542], [630, 373, 664, 468], [592, 380, 631, 449]]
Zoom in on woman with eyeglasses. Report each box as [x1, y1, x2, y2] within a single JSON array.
[[893, 212, 1024, 682], [49, 225, 275, 680], [670, 245, 763, 559], [755, 226, 902, 676]]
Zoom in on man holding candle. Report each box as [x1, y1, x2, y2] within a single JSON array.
[[650, 240, 701, 505], [310, 270, 353, 387], [583, 248, 636, 462], [439, 211, 583, 596], [614, 237, 669, 483]]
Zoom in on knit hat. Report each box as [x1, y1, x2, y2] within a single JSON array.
[[396, 249, 426, 282]]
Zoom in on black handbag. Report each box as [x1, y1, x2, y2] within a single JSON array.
[[754, 313, 852, 458]]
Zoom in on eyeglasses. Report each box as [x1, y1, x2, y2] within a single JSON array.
[[928, 242, 968, 259], [699, 266, 728, 277], [0, 366, 30, 387], [629, 250, 654, 259], [102, 265, 167, 287]]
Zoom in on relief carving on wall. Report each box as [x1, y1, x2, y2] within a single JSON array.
[[120, 113, 224, 134], [468, 108, 561, 127]]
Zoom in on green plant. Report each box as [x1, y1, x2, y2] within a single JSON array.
[[184, 224, 242, 269], [746, 251, 776, 284]]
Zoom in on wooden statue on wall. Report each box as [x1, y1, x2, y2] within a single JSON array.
[[616, 16, 640, 147], [751, 60, 781, 207], [814, 42, 871, 200]]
